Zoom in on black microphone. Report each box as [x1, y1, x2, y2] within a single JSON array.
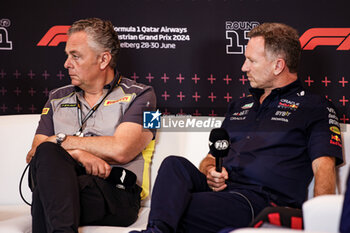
[[209, 128, 230, 172]]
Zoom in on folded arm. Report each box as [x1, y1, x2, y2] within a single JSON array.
[[46, 121, 153, 165]]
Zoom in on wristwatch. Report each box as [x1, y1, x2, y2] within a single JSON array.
[[56, 133, 67, 146]]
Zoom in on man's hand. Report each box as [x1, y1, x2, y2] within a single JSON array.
[[45, 135, 56, 144], [206, 166, 228, 192], [68, 149, 111, 179], [26, 134, 49, 163], [26, 148, 36, 163]]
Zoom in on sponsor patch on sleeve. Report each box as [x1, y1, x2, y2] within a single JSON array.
[[330, 134, 342, 147], [41, 108, 50, 115], [330, 126, 341, 135], [327, 107, 340, 127]]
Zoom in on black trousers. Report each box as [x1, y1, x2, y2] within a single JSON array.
[[148, 156, 270, 233], [29, 142, 141, 233]]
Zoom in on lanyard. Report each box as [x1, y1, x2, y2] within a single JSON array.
[[74, 74, 121, 137]]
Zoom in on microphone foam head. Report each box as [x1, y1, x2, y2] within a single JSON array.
[[209, 128, 230, 158]]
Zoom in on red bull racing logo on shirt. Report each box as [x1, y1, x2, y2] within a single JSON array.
[[330, 134, 342, 147], [278, 99, 300, 111], [331, 135, 341, 142]]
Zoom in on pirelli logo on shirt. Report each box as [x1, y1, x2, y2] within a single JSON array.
[[41, 108, 50, 115], [104, 96, 132, 106]]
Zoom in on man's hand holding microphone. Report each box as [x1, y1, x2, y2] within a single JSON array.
[[205, 128, 230, 192]]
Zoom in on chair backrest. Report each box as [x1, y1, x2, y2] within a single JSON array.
[[145, 123, 214, 206], [337, 123, 350, 194], [0, 114, 40, 205], [1, 114, 348, 208]]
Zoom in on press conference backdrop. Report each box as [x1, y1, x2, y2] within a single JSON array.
[[1, 0, 349, 124]]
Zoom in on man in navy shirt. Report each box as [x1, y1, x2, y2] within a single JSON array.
[[131, 22, 343, 233]]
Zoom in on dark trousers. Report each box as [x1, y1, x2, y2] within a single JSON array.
[[148, 156, 270, 233], [29, 142, 140, 233]]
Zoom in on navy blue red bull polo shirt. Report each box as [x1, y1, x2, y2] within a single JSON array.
[[221, 80, 343, 208]]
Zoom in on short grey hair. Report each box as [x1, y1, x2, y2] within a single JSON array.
[[68, 18, 120, 69]]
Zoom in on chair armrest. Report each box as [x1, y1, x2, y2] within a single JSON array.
[[302, 195, 344, 233]]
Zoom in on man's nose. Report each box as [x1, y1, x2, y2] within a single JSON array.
[[64, 57, 71, 69], [241, 59, 249, 72]]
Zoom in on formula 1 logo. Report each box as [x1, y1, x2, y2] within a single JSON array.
[[300, 28, 350, 50], [225, 21, 259, 55], [0, 19, 13, 50], [37, 25, 70, 46]]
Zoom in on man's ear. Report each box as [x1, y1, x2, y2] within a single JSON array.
[[100, 52, 112, 70], [273, 58, 286, 76]]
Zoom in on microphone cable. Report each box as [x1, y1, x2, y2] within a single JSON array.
[[19, 163, 32, 206], [229, 191, 255, 222]]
